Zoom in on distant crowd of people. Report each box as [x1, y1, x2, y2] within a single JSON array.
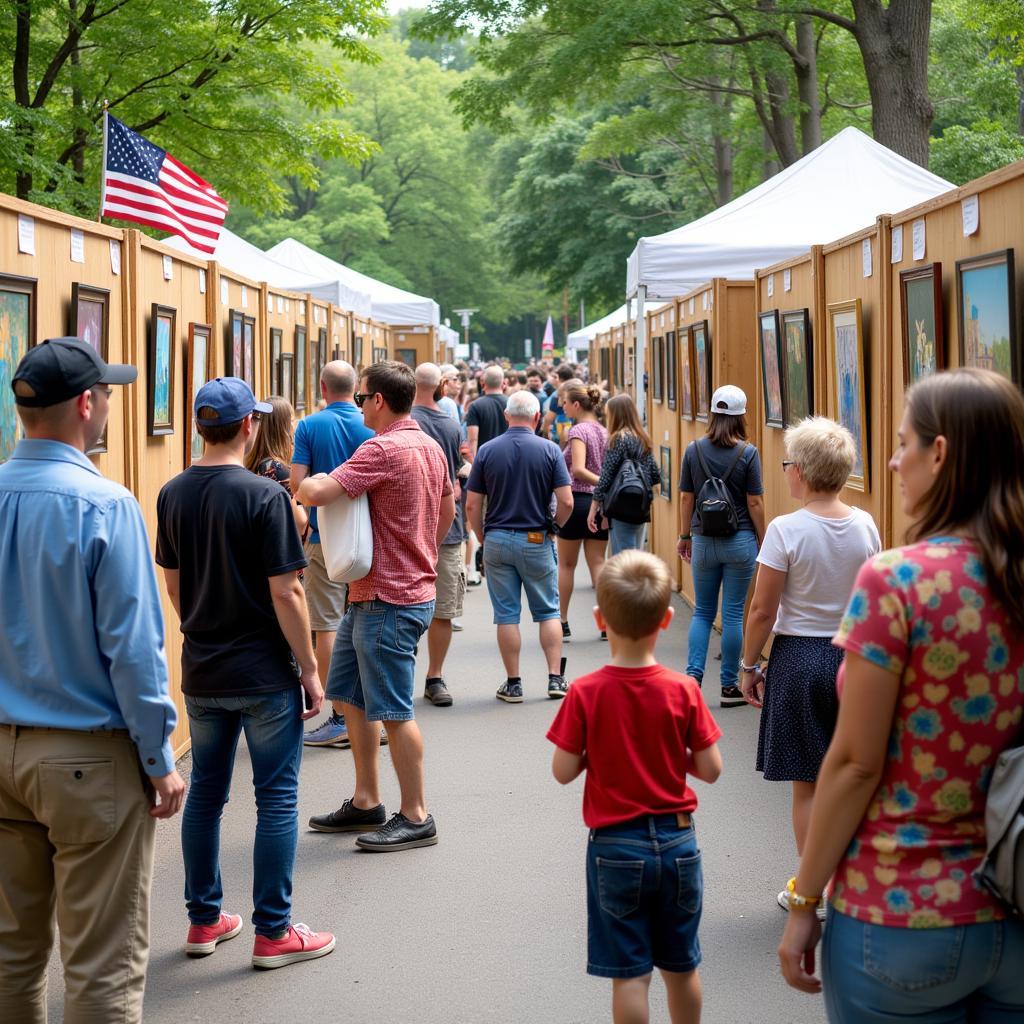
[[0, 336, 1021, 1024]]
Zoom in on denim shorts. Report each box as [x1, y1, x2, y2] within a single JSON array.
[[586, 814, 703, 979], [483, 528, 559, 625], [326, 599, 434, 721]]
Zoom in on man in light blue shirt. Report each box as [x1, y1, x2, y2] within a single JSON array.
[[0, 338, 184, 1024]]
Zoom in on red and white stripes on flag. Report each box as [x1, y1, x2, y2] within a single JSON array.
[[100, 113, 228, 254]]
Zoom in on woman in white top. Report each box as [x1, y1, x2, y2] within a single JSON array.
[[739, 417, 880, 911]]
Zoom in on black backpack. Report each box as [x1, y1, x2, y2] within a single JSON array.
[[604, 451, 654, 525], [692, 440, 750, 537]]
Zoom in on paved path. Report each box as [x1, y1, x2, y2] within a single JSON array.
[[48, 564, 826, 1023]]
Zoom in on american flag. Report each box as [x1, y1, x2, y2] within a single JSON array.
[[100, 113, 228, 254]]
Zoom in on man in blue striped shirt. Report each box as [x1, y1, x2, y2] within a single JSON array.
[[0, 338, 184, 1024]]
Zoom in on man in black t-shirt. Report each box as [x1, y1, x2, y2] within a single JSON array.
[[465, 364, 508, 458], [156, 377, 334, 969]]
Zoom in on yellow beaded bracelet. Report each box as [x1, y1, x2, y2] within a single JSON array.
[[786, 877, 821, 911]]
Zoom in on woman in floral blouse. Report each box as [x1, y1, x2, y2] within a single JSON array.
[[778, 368, 1024, 1021]]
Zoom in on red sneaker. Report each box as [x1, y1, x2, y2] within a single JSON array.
[[185, 913, 244, 958], [251, 923, 336, 970]]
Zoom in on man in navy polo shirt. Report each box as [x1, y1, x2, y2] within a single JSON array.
[[291, 361, 373, 747], [466, 390, 573, 703]]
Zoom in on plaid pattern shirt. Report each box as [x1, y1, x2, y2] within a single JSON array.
[[331, 418, 452, 605]]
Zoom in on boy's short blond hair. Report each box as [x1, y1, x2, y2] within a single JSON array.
[[596, 551, 672, 639]]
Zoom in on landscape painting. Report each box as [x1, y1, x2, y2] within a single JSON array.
[[957, 250, 1017, 383], [901, 264, 944, 385], [829, 299, 868, 491], [148, 304, 175, 436], [0, 275, 36, 463], [227, 309, 243, 378], [679, 328, 694, 419], [759, 310, 784, 428], [693, 321, 710, 420], [781, 308, 813, 425], [186, 323, 210, 464]]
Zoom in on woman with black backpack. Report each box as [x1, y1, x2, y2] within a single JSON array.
[[677, 384, 766, 709], [588, 393, 661, 555]]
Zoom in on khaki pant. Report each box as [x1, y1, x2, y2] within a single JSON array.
[[0, 725, 156, 1024]]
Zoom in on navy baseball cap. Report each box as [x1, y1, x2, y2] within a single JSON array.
[[194, 377, 272, 425], [12, 337, 137, 407]]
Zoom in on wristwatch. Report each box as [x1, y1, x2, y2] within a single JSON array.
[[678, 534, 691, 541]]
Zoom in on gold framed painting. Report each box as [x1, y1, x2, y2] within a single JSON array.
[[828, 299, 869, 491]]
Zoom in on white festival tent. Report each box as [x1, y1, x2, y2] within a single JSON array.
[[626, 127, 955, 300], [163, 228, 373, 317], [566, 304, 630, 348], [267, 238, 441, 327]]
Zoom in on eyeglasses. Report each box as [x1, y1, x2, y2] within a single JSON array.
[[781, 460, 796, 470], [353, 392, 374, 408]]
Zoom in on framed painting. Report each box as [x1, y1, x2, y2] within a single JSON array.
[[242, 315, 255, 388], [373, 346, 387, 363], [397, 348, 417, 368], [679, 326, 695, 420], [781, 308, 814, 425], [280, 353, 295, 409], [614, 343, 624, 391], [758, 309, 784, 428], [666, 330, 678, 410], [270, 328, 282, 393], [659, 445, 672, 500], [900, 264, 944, 386], [185, 322, 211, 465], [353, 336, 363, 370], [599, 347, 610, 387], [692, 320, 711, 420], [226, 309, 243, 378], [148, 304, 176, 436], [956, 250, 1017, 383], [0, 274, 37, 463], [652, 336, 664, 402], [295, 326, 307, 412], [828, 299, 869, 491], [70, 283, 110, 362]]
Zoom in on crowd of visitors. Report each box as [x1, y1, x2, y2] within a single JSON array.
[[1, 339, 1022, 1024]]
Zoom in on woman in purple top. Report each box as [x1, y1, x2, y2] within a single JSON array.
[[557, 383, 608, 642]]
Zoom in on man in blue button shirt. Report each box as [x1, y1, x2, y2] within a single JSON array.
[[0, 338, 184, 1024]]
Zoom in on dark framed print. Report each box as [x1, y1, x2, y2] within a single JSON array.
[[900, 264, 944, 386], [373, 346, 387, 363], [280, 353, 295, 408], [185, 322, 211, 464], [0, 273, 37, 463], [828, 299, 869, 491], [956, 250, 1017, 382], [615, 342, 624, 391], [599, 346, 610, 386], [679, 326, 694, 420], [70, 283, 110, 362], [692, 320, 711, 420], [242, 315, 255, 388], [318, 327, 328, 369], [353, 336, 364, 370], [226, 309, 243, 378], [270, 328, 282, 393], [295, 326, 307, 412], [666, 330, 678, 410], [758, 309, 784, 428], [781, 308, 814, 425], [397, 348, 417, 368], [660, 445, 672, 500], [297, 326, 310, 409], [148, 304, 176, 436], [652, 335, 664, 401]]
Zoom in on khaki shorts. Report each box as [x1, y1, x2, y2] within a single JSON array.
[[433, 542, 466, 620], [303, 542, 348, 632]]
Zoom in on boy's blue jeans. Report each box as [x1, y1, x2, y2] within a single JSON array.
[[686, 531, 758, 691], [822, 908, 1024, 1021], [182, 689, 303, 938]]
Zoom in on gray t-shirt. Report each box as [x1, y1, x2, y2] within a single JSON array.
[[679, 438, 763, 535], [411, 405, 465, 545]]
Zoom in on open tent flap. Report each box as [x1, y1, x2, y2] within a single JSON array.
[[627, 127, 955, 300]]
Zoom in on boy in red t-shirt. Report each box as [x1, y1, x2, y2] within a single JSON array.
[[547, 551, 722, 1024]]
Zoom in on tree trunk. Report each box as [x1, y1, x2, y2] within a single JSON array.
[[710, 88, 734, 204], [1016, 66, 1024, 136], [14, 0, 33, 199], [850, 0, 933, 167], [69, 0, 87, 192], [763, 127, 780, 180], [794, 15, 821, 154]]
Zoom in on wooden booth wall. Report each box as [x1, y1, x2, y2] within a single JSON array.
[[392, 325, 439, 369]]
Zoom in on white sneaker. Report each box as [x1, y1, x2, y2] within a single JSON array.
[[777, 888, 827, 922], [451, 618, 464, 631]]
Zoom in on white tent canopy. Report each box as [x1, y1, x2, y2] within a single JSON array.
[[267, 238, 441, 327], [566, 304, 630, 347], [627, 127, 955, 300], [163, 228, 373, 317]]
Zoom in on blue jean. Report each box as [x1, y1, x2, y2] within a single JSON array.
[[609, 518, 647, 555], [823, 907, 1024, 1022], [687, 530, 758, 690], [182, 689, 303, 938], [483, 528, 560, 624]]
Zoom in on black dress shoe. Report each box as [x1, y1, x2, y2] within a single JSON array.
[[355, 812, 438, 851], [308, 799, 386, 833]]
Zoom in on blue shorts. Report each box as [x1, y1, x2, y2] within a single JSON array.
[[586, 814, 703, 979], [326, 599, 434, 721], [483, 528, 559, 625]]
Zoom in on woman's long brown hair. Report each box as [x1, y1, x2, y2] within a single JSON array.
[[244, 395, 296, 473], [605, 393, 652, 454], [904, 368, 1024, 632]]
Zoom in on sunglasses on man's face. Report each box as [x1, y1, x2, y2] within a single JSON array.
[[353, 392, 375, 408]]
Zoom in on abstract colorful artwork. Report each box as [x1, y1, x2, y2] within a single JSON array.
[[829, 299, 868, 491], [781, 308, 813, 425], [148, 304, 176, 436], [242, 315, 255, 388], [692, 321, 710, 420], [0, 275, 36, 463], [759, 310, 784, 428], [226, 309, 243, 378]]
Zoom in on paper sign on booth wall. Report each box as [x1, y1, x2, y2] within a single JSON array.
[[862, 238, 872, 278], [18, 215, 35, 255], [783, 269, 792, 292], [891, 226, 903, 264], [962, 195, 979, 236], [689, 298, 695, 315], [267, 293, 273, 313], [70, 229, 85, 264], [162, 255, 173, 281], [109, 240, 121, 275], [241, 285, 248, 308], [198, 269, 206, 294], [220, 278, 229, 304], [912, 219, 926, 261], [767, 274, 774, 298]]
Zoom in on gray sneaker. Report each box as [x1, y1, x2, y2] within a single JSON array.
[[547, 675, 568, 699], [496, 679, 523, 703]]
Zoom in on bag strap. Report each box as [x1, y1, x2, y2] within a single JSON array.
[[692, 439, 713, 482], [720, 442, 751, 484]]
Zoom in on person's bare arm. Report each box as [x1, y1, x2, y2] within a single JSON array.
[[740, 564, 787, 706], [676, 492, 695, 561], [466, 490, 484, 544], [747, 493, 766, 544], [552, 747, 585, 784], [298, 472, 345, 507], [290, 498, 308, 536], [689, 742, 722, 783], [289, 463, 309, 497], [162, 568, 182, 620], [569, 437, 599, 485], [436, 490, 456, 548], [268, 571, 323, 720], [467, 424, 480, 459], [553, 484, 573, 527]]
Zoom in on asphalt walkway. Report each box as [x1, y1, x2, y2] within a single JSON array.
[[47, 562, 825, 1023]]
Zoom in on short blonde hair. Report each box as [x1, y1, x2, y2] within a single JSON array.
[[596, 551, 672, 639], [784, 416, 856, 493]]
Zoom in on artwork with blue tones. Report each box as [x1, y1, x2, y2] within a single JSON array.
[[957, 250, 1017, 383], [0, 276, 35, 463], [148, 304, 176, 435], [829, 299, 868, 491]]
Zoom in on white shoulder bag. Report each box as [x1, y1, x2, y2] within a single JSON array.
[[317, 489, 373, 583]]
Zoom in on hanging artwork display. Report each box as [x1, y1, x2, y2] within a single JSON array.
[[70, 283, 110, 362], [614, 343, 624, 391], [270, 328, 282, 393], [679, 325, 694, 420], [758, 309, 784, 428], [280, 353, 295, 409], [660, 445, 672, 500], [900, 264, 944, 386], [295, 325, 307, 412], [148, 304, 176, 436], [956, 250, 1017, 383], [242, 315, 255, 388], [651, 336, 664, 401], [0, 274, 36, 463], [185, 323, 211, 465], [828, 299, 869, 491], [226, 309, 243, 378], [781, 308, 813, 425], [692, 321, 711, 421], [666, 330, 678, 410]]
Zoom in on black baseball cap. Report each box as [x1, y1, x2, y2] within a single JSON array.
[[12, 337, 137, 408]]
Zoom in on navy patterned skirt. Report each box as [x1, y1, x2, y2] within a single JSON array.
[[755, 634, 844, 783]]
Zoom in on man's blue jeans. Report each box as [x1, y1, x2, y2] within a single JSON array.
[[686, 531, 758, 691], [182, 689, 303, 938], [823, 907, 1024, 1022]]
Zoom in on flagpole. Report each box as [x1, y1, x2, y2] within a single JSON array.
[[98, 101, 109, 224]]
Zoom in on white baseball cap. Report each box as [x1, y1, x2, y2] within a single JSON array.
[[710, 384, 747, 416]]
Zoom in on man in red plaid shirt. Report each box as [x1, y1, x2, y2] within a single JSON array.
[[299, 362, 455, 852]]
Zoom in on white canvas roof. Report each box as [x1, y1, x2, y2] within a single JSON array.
[[626, 127, 954, 300], [438, 325, 460, 350], [163, 228, 373, 317], [267, 238, 441, 327], [566, 304, 630, 347]]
